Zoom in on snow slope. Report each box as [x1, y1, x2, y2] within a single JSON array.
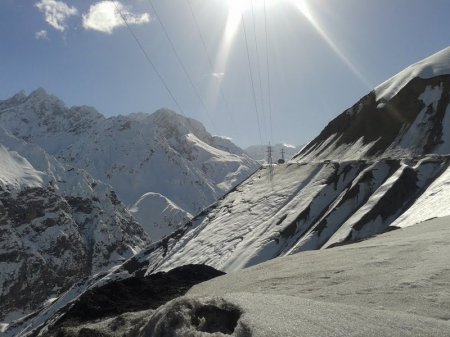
[[120, 155, 449, 275], [0, 145, 43, 189], [0, 90, 258, 219]]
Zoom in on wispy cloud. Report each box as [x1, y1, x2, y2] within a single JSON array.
[[212, 72, 225, 79], [82, 1, 150, 34], [282, 143, 296, 148], [35, 0, 78, 32], [35, 30, 49, 40]]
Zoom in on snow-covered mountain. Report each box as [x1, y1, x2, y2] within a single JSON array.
[[245, 143, 303, 163], [0, 90, 258, 235], [5, 47, 450, 336], [298, 47, 450, 161], [0, 127, 150, 323], [108, 47, 450, 275]]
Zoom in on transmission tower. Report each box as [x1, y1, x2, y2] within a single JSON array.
[[267, 144, 274, 181]]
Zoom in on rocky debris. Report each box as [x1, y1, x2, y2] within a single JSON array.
[[37, 265, 225, 337]]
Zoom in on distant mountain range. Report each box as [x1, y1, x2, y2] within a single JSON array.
[[0, 89, 258, 239]]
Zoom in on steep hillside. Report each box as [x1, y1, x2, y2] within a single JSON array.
[[0, 128, 150, 322], [0, 90, 258, 220]]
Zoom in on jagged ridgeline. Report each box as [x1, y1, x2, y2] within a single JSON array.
[[0, 90, 258, 324], [0, 90, 258, 241]]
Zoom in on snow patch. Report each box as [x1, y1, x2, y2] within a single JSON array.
[[0, 145, 44, 188]]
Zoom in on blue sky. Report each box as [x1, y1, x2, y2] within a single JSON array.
[[1, 0, 450, 148]]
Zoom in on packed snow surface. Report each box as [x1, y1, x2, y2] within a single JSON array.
[[181, 216, 450, 336], [376, 46, 450, 101]]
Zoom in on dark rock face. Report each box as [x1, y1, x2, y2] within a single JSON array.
[[0, 186, 90, 320], [0, 179, 150, 322], [40, 265, 225, 337]]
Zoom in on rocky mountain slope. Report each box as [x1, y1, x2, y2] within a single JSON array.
[[111, 47, 450, 275], [5, 47, 450, 336], [0, 90, 258, 235], [0, 127, 150, 323]]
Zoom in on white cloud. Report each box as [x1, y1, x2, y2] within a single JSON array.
[[282, 143, 296, 148], [82, 1, 150, 34], [35, 30, 49, 40], [212, 72, 225, 79], [214, 135, 233, 141], [35, 0, 78, 32]]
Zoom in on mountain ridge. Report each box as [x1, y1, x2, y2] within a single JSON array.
[[0, 89, 259, 229]]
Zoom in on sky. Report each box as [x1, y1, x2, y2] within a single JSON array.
[[1, 0, 450, 148]]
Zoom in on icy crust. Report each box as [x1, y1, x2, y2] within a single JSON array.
[[0, 90, 258, 219], [376, 46, 450, 101], [0, 128, 150, 322]]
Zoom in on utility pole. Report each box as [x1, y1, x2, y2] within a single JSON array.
[[267, 143, 274, 181], [278, 148, 286, 164]]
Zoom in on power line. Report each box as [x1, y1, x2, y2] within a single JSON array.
[[147, 0, 219, 132], [263, 0, 274, 143], [250, 0, 269, 143], [112, 0, 185, 115], [185, 0, 238, 131], [241, 12, 263, 145]]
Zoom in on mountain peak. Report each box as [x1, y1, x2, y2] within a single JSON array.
[[376, 46, 450, 101]]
